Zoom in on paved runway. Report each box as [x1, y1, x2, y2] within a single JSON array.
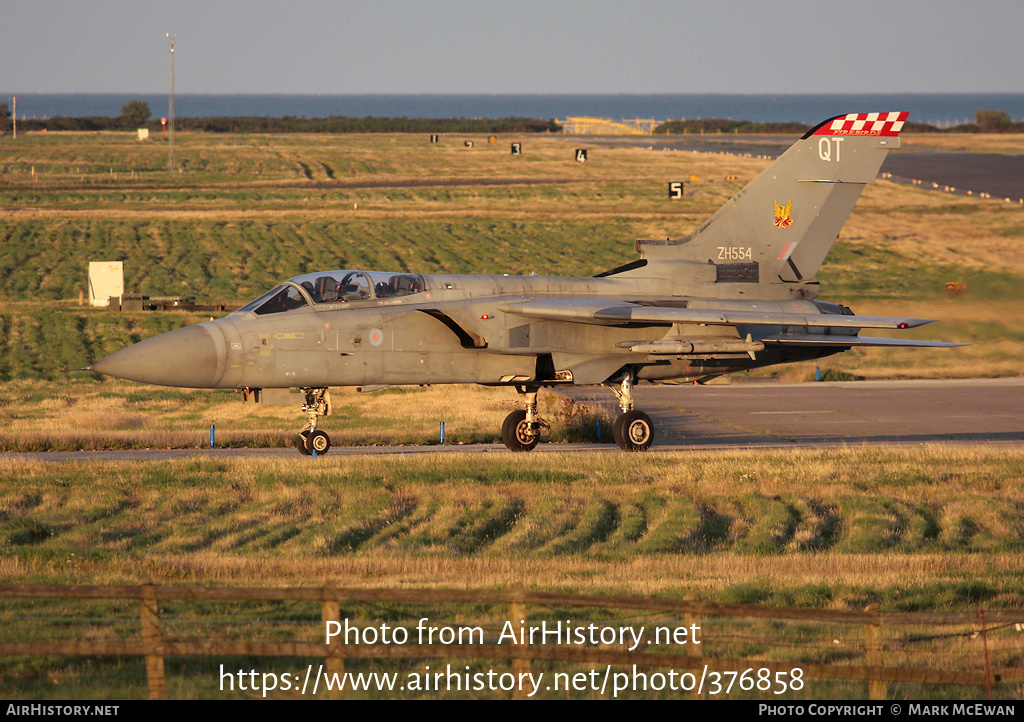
[[564, 377, 1024, 448], [884, 153, 1024, 201], [6, 379, 1022, 462], [583, 136, 1024, 201]]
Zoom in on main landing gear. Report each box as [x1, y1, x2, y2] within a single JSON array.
[[605, 372, 655, 452], [499, 372, 655, 452], [295, 387, 332, 455]]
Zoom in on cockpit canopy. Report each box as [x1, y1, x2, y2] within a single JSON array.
[[237, 270, 427, 316]]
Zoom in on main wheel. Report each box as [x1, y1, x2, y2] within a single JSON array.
[[306, 429, 331, 456], [615, 410, 654, 451], [612, 413, 627, 447], [295, 430, 312, 455], [501, 409, 539, 452]]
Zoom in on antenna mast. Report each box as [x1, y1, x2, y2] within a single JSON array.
[[167, 34, 175, 172]]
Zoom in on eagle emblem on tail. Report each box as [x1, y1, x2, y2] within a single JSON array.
[[773, 198, 793, 229]]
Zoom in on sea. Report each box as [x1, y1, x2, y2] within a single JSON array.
[[4, 93, 1024, 128]]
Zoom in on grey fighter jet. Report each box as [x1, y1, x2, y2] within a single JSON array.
[[90, 112, 960, 454]]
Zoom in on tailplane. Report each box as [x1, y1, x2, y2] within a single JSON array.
[[637, 112, 908, 284]]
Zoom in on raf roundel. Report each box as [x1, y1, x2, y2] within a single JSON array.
[[369, 328, 384, 347]]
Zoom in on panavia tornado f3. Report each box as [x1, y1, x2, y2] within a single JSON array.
[[90, 112, 961, 454]]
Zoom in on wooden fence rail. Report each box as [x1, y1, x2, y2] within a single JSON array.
[[1, 583, 1021, 700]]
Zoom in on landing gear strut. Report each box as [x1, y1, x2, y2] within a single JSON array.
[[501, 385, 549, 452], [499, 373, 655, 453], [605, 371, 655, 451], [295, 387, 332, 455]]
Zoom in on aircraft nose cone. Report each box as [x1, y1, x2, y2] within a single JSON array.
[[90, 323, 225, 388]]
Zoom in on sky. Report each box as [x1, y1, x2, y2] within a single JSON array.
[[2, 0, 1023, 95]]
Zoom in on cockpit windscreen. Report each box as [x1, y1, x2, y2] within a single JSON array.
[[236, 270, 427, 315]]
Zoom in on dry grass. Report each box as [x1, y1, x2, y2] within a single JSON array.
[[3, 446, 1022, 604], [0, 380, 566, 449], [837, 182, 1024, 281], [903, 132, 1024, 154], [6, 549, 1016, 601]]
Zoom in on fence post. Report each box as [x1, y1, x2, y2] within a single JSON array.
[[865, 604, 886, 700], [139, 583, 167, 700], [979, 610, 993, 700], [509, 583, 531, 700], [322, 599, 346, 700], [684, 594, 704, 700]]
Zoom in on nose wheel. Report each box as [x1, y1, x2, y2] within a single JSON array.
[[296, 428, 332, 456], [296, 387, 332, 455], [501, 385, 548, 451], [501, 409, 539, 451]]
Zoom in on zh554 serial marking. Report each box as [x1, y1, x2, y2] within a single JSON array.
[[90, 112, 960, 454]]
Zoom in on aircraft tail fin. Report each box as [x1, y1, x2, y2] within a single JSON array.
[[637, 112, 908, 284]]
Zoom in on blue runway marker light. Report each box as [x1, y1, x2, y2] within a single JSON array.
[[210, 423, 215, 448]]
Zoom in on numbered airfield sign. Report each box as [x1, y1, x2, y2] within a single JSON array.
[[668, 182, 684, 199]]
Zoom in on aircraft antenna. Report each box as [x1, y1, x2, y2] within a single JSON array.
[[167, 34, 175, 172]]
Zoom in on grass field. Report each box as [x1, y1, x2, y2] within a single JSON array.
[[1, 130, 1023, 698], [4, 447, 1023, 594], [0, 380, 591, 451], [3, 447, 1023, 698]]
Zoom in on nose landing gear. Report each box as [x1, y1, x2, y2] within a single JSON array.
[[295, 387, 332, 455], [500, 385, 549, 451]]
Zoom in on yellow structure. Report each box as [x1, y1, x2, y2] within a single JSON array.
[[560, 117, 661, 135]]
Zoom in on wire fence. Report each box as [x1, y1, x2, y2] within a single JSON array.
[[1, 583, 1022, 700]]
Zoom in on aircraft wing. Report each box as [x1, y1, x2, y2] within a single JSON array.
[[758, 333, 965, 348], [499, 299, 936, 330]]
